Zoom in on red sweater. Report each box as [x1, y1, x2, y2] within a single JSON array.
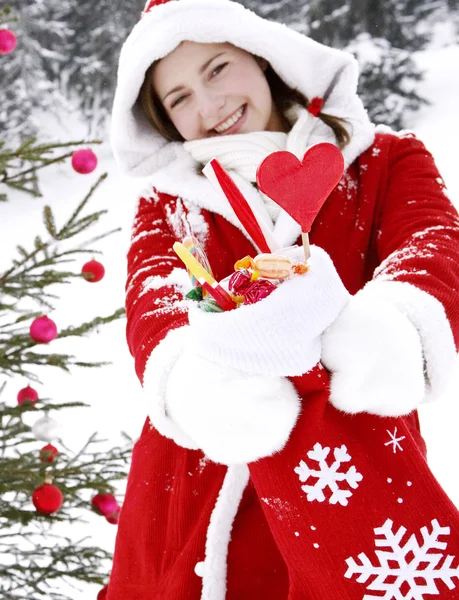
[[107, 133, 459, 599]]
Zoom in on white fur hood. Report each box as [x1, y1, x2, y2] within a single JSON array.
[[110, 0, 375, 179]]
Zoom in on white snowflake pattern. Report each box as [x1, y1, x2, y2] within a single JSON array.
[[345, 518, 459, 599], [294, 443, 363, 506], [385, 427, 406, 454]]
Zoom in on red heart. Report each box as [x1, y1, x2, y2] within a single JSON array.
[[256, 143, 345, 232]]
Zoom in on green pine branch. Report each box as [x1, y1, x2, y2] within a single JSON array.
[[0, 138, 102, 201]]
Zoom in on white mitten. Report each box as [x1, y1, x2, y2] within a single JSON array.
[[166, 344, 301, 464], [189, 245, 350, 377], [321, 286, 427, 416]]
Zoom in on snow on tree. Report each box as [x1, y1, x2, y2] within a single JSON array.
[[239, 0, 450, 129], [0, 1, 73, 142]]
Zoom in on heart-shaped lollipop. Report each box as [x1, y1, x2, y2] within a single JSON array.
[[256, 142, 345, 259]]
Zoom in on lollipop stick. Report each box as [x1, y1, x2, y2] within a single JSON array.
[[301, 232, 311, 262]]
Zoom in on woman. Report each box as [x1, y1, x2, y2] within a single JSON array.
[[107, 0, 459, 598]]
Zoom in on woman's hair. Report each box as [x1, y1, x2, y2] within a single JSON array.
[[139, 60, 351, 149]]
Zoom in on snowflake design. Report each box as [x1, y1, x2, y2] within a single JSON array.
[[294, 443, 363, 506], [385, 427, 406, 454], [345, 519, 459, 599]]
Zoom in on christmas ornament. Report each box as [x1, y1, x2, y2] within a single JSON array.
[[29, 316, 58, 343], [97, 585, 109, 600], [32, 415, 61, 442], [39, 444, 59, 463], [91, 493, 118, 517], [17, 385, 39, 405], [257, 143, 345, 260], [71, 149, 98, 174], [106, 506, 121, 525], [32, 483, 63, 514], [0, 29, 17, 55], [82, 259, 105, 282]]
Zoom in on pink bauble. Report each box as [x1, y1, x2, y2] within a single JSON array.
[[0, 29, 17, 55], [29, 316, 58, 343], [32, 483, 64, 514], [105, 506, 120, 525], [91, 493, 118, 517], [82, 259, 105, 282], [17, 385, 39, 405], [71, 149, 98, 174]]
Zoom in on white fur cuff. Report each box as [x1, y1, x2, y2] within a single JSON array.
[[166, 347, 301, 465]]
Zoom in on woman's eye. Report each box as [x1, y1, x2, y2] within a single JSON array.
[[210, 63, 228, 78], [171, 95, 187, 109]]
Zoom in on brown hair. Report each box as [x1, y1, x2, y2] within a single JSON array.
[[138, 60, 351, 149]]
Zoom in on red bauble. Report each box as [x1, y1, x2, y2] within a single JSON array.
[[82, 259, 105, 282], [105, 506, 121, 525], [97, 585, 109, 600], [91, 493, 118, 517], [29, 316, 58, 343], [0, 29, 17, 54], [17, 385, 39, 405], [71, 149, 98, 174], [39, 444, 59, 463], [32, 483, 63, 514]]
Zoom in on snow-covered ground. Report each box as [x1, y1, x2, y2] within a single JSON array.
[[1, 30, 459, 599]]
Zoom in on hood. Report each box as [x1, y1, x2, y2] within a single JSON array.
[[110, 0, 374, 178]]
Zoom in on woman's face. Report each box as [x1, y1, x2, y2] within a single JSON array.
[[152, 41, 286, 141]]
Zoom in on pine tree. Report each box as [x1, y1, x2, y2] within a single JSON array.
[[64, 0, 144, 137], [239, 0, 437, 129], [1, 11, 130, 598], [0, 1, 73, 142]]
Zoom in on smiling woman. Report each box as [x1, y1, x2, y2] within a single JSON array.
[[108, 0, 459, 599], [149, 42, 286, 140], [138, 41, 350, 146]]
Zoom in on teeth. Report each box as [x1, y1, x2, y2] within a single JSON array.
[[214, 106, 245, 133]]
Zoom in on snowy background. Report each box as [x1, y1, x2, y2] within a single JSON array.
[[1, 7, 459, 600]]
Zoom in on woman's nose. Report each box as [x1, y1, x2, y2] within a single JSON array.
[[197, 89, 226, 121]]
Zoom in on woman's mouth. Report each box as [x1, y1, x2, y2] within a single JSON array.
[[213, 105, 247, 134]]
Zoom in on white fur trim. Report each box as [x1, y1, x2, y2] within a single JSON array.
[[166, 347, 301, 464], [111, 0, 375, 177], [358, 280, 457, 404], [199, 464, 250, 600], [189, 246, 350, 377], [142, 325, 199, 449], [322, 289, 426, 416]]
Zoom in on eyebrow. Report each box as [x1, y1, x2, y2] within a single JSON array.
[[162, 52, 227, 102]]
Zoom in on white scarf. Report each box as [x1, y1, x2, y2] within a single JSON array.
[[183, 105, 336, 222]]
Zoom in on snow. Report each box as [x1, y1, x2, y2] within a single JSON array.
[[1, 34, 459, 600]]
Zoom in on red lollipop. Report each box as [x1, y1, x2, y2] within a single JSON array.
[[257, 142, 345, 260]]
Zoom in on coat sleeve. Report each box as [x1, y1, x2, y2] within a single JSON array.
[[125, 190, 198, 449], [365, 134, 459, 401]]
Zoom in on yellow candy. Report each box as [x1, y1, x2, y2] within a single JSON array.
[[235, 256, 256, 271]]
